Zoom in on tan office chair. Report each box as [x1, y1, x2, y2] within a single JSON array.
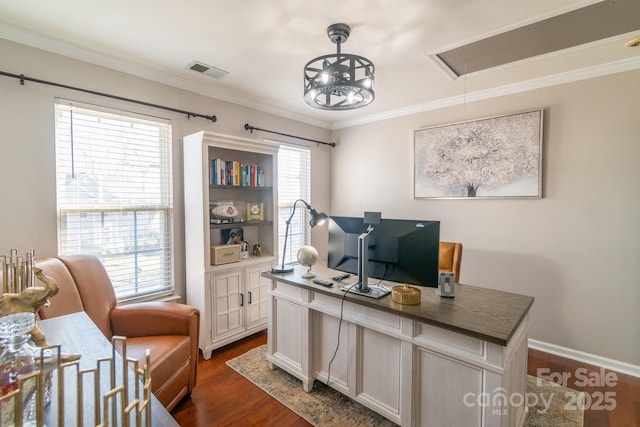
[[439, 241, 463, 283]]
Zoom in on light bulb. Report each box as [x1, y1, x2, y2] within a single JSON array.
[[347, 91, 355, 104]]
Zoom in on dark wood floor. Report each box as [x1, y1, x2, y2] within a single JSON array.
[[171, 331, 310, 427], [171, 331, 639, 427], [528, 348, 640, 427]]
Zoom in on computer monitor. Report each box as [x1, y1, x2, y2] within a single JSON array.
[[328, 216, 440, 290]]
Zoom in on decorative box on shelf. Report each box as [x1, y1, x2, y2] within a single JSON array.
[[211, 244, 242, 265]]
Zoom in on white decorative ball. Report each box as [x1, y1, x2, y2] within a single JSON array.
[[297, 246, 318, 268]]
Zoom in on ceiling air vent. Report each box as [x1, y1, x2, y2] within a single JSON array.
[[187, 61, 229, 79]]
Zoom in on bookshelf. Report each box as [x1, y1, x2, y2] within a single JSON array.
[[183, 131, 279, 359]]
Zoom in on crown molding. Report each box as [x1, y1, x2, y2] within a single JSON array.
[[0, 23, 332, 129], [331, 56, 640, 130]]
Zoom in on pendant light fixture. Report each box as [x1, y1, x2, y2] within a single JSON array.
[[303, 23, 375, 110]]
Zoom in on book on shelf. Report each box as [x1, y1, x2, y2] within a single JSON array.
[[209, 158, 266, 187], [209, 158, 228, 186]]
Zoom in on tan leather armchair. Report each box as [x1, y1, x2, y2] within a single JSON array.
[[36, 254, 199, 412], [439, 241, 463, 283]]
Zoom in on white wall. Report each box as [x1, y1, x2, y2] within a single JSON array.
[[330, 69, 640, 366], [0, 38, 331, 300]]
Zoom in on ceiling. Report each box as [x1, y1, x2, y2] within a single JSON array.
[[1, 0, 639, 129]]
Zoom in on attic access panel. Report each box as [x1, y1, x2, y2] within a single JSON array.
[[431, 0, 640, 78]]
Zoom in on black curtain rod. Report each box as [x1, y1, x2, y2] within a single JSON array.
[[244, 123, 335, 147], [0, 70, 217, 123]]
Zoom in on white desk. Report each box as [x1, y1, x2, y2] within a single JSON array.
[[264, 265, 533, 427]]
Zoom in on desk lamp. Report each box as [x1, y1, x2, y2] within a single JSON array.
[[272, 199, 327, 274]]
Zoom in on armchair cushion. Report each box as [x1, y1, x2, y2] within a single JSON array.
[[110, 302, 199, 337], [110, 301, 200, 407], [125, 335, 192, 411], [36, 257, 84, 318], [57, 254, 117, 339]]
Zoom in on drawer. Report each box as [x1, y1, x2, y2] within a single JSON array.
[[415, 322, 484, 358], [310, 293, 403, 334], [272, 281, 308, 303]]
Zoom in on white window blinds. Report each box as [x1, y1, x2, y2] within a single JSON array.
[[54, 101, 174, 301], [277, 144, 311, 265]]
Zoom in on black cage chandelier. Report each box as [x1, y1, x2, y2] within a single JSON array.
[[303, 23, 375, 110]]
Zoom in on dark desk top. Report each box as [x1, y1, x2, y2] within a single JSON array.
[[263, 265, 534, 346], [38, 312, 179, 427]]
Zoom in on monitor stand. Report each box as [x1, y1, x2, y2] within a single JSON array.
[[340, 282, 391, 299], [340, 231, 390, 299]]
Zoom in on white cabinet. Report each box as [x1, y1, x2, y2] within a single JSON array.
[[183, 131, 279, 360], [203, 261, 273, 359]]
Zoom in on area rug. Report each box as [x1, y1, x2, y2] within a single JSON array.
[[227, 345, 584, 427]]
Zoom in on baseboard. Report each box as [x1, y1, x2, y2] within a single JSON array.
[[528, 338, 640, 379]]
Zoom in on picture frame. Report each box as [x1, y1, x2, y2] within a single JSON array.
[[414, 109, 543, 199], [246, 202, 264, 222], [221, 227, 243, 245]]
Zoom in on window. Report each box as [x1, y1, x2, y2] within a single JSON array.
[[277, 144, 311, 265], [54, 101, 174, 302]]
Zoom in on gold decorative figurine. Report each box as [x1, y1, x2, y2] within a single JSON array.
[[0, 252, 78, 360]]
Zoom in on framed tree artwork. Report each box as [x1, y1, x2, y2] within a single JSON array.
[[414, 109, 543, 198]]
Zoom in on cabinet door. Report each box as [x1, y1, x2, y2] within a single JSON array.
[[245, 263, 271, 329], [415, 348, 484, 427], [210, 270, 245, 341], [312, 311, 351, 393]]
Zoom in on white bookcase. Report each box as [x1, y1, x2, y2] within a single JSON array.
[[183, 131, 279, 359]]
